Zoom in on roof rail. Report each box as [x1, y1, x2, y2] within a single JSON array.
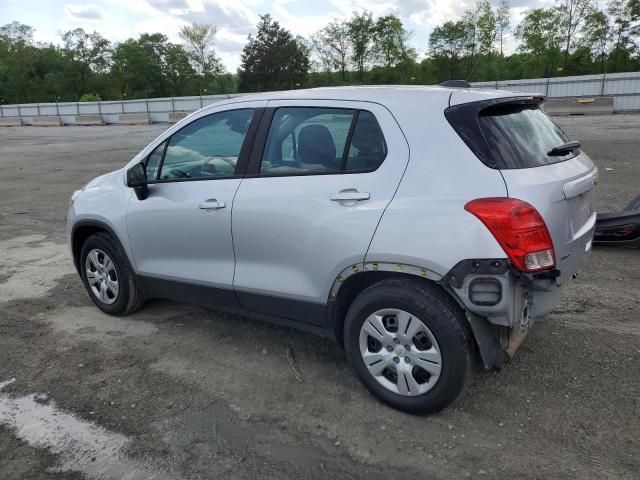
[[438, 80, 472, 88]]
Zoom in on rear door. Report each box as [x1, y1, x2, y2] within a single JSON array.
[[231, 100, 409, 326]]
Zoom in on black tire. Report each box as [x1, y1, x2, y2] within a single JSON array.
[[343, 278, 470, 414], [79, 232, 145, 316]]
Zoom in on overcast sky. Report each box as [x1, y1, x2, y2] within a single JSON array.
[[1, 0, 558, 71]]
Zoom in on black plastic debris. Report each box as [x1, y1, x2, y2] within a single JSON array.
[[594, 194, 640, 247]]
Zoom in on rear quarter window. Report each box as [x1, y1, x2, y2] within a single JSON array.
[[446, 99, 579, 169]]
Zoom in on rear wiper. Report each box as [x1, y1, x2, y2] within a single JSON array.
[[547, 140, 581, 156]]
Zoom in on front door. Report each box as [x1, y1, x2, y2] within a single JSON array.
[[126, 104, 264, 305], [232, 100, 410, 326]]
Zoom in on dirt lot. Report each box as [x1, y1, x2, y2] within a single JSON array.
[[0, 116, 638, 480]]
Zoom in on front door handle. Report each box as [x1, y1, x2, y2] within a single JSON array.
[[330, 190, 370, 202], [199, 199, 226, 210]]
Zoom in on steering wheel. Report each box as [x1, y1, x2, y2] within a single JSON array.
[[201, 158, 219, 175], [170, 168, 190, 178]]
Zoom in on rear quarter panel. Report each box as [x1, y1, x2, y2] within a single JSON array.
[[366, 98, 508, 277]]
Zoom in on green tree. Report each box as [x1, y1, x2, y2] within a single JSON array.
[[308, 32, 335, 82], [35, 44, 69, 100], [608, 0, 639, 71], [557, 0, 598, 68], [319, 20, 350, 81], [178, 23, 223, 90], [373, 15, 417, 69], [579, 10, 610, 71], [515, 8, 565, 75], [347, 11, 376, 80], [62, 28, 111, 96], [111, 33, 203, 98], [238, 14, 310, 92], [79, 93, 101, 101], [496, 0, 511, 58], [428, 1, 508, 81], [164, 43, 196, 95], [111, 37, 165, 97], [464, 0, 499, 79], [495, 0, 511, 80], [0, 22, 71, 102], [0, 22, 36, 101], [428, 20, 473, 79], [0, 21, 34, 44]]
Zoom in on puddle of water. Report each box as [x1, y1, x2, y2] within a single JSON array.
[[0, 234, 74, 302], [0, 378, 175, 480]]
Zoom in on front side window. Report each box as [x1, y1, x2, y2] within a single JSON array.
[[260, 107, 387, 176], [158, 109, 254, 181], [145, 140, 166, 181]]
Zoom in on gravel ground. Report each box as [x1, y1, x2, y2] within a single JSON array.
[[0, 117, 638, 480]]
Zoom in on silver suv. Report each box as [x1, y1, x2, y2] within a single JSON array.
[[67, 86, 597, 413]]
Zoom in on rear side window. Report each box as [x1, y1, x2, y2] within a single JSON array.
[[446, 100, 577, 169], [345, 111, 387, 172], [261, 108, 353, 175], [260, 107, 387, 176]]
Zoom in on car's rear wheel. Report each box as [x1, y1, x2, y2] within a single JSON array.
[[80, 232, 144, 315], [344, 278, 470, 414]]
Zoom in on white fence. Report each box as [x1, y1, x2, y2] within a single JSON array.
[[472, 71, 640, 112], [0, 94, 246, 125], [1, 71, 639, 125]]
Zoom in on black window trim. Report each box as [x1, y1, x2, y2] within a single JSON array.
[[341, 110, 360, 170], [244, 106, 388, 179], [144, 107, 265, 185], [147, 139, 168, 181]]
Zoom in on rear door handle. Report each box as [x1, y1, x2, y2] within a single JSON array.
[[330, 191, 370, 202], [199, 199, 226, 210]]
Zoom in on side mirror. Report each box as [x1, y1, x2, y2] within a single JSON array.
[[126, 162, 149, 200]]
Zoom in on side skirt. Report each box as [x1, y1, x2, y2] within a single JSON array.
[[139, 275, 336, 340]]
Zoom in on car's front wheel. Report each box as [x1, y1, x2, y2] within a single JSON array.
[[80, 232, 144, 315], [344, 278, 471, 414]]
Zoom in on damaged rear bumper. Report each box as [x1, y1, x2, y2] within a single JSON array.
[[443, 259, 565, 369]]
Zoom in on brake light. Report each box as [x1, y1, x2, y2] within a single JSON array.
[[465, 198, 556, 273]]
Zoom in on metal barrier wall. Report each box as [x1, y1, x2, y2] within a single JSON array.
[[1, 71, 639, 124], [0, 94, 246, 125], [471, 71, 640, 112]]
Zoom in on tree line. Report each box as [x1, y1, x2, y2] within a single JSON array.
[[1, 0, 639, 104]]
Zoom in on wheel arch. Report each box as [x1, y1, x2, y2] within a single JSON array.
[[327, 262, 489, 368], [71, 220, 126, 273], [329, 263, 451, 337]]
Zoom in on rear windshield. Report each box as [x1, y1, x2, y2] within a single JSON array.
[[480, 104, 574, 168], [445, 99, 579, 169]]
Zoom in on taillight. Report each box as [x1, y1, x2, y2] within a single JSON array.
[[465, 198, 556, 273]]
